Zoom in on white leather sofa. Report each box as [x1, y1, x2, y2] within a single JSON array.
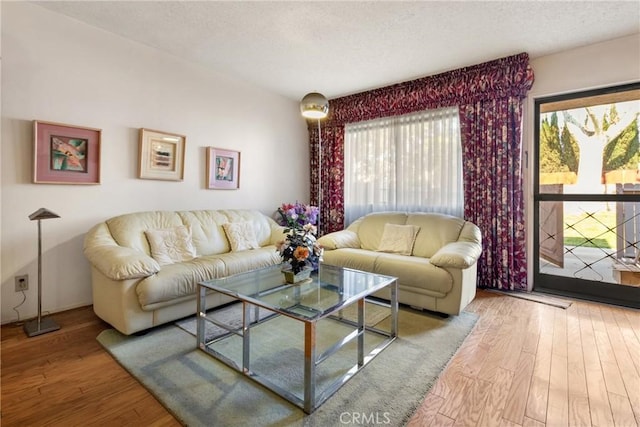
[[317, 212, 482, 315], [83, 209, 286, 335]]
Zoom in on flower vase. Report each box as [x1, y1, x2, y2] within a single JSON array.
[[283, 267, 312, 285]]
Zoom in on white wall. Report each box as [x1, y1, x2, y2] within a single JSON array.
[[524, 33, 640, 290], [0, 3, 309, 323]]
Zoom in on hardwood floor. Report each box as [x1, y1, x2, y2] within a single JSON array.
[[1, 306, 179, 427], [408, 291, 640, 427], [1, 291, 638, 426]]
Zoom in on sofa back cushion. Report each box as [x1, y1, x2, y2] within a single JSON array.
[[104, 209, 278, 257], [106, 211, 185, 256], [180, 210, 276, 256], [408, 213, 465, 258], [178, 210, 231, 255], [355, 212, 408, 251]]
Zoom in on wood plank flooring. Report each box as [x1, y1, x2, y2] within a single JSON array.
[[408, 291, 640, 427], [1, 290, 638, 426]]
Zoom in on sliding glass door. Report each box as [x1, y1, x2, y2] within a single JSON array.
[[533, 83, 640, 308]]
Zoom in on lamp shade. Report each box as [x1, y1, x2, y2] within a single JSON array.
[[300, 92, 329, 119], [28, 208, 60, 221]]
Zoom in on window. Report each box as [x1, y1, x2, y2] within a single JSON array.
[[344, 106, 463, 225]]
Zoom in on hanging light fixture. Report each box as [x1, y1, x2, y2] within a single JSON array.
[[300, 92, 329, 235], [300, 92, 329, 119]]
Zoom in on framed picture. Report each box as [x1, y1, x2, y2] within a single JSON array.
[[206, 147, 240, 189], [33, 120, 101, 184], [138, 128, 186, 181]]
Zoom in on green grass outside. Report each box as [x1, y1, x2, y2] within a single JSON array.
[[564, 210, 617, 249]]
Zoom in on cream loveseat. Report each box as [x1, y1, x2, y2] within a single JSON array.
[[83, 209, 286, 335], [317, 212, 482, 315]]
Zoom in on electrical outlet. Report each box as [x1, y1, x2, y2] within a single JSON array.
[[15, 275, 29, 292]]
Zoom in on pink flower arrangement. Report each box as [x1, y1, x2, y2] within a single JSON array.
[[275, 202, 322, 274], [276, 201, 319, 229]]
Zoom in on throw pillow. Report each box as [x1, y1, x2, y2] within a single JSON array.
[[222, 221, 260, 251], [377, 223, 421, 256], [145, 225, 197, 266]]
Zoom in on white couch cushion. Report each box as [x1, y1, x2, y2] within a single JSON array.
[[137, 256, 226, 307], [377, 223, 421, 255], [106, 211, 184, 255], [374, 253, 453, 296], [178, 210, 230, 255], [136, 247, 282, 307], [355, 212, 408, 251], [222, 221, 260, 251], [322, 248, 379, 273], [178, 210, 281, 255], [145, 225, 197, 266], [407, 213, 466, 258]]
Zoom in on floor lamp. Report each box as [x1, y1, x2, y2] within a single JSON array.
[[300, 92, 329, 235], [24, 207, 61, 337]]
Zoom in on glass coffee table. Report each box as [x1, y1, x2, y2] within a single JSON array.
[[197, 263, 398, 413]]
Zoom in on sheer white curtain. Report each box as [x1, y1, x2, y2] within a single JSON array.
[[344, 106, 463, 226]]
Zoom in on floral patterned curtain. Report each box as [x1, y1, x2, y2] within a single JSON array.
[[307, 52, 534, 289], [460, 99, 529, 289]]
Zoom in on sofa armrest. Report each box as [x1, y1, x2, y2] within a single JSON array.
[[84, 245, 160, 280], [83, 222, 160, 280], [317, 230, 361, 250], [430, 241, 482, 269]]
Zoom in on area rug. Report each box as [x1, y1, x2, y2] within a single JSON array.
[[97, 306, 478, 427]]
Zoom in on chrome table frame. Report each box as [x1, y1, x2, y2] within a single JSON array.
[[196, 266, 398, 414]]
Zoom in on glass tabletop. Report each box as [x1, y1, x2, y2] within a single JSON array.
[[199, 264, 396, 321]]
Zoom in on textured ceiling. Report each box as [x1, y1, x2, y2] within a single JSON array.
[[34, 1, 640, 101]]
